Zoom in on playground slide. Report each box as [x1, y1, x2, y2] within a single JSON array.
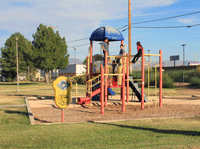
[[92, 87, 115, 101], [129, 76, 148, 102]]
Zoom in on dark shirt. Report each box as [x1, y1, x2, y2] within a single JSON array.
[[102, 41, 109, 54], [119, 49, 124, 55]]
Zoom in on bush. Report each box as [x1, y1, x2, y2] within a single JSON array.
[[189, 77, 200, 88], [76, 75, 87, 84], [162, 73, 174, 88]]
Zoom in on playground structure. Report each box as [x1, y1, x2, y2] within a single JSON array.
[[73, 26, 163, 114]]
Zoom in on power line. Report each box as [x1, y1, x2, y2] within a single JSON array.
[[119, 10, 200, 30], [121, 24, 200, 32], [68, 43, 89, 48], [114, 0, 198, 25], [66, 37, 89, 43]]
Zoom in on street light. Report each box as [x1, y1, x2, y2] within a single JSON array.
[[15, 37, 19, 92], [181, 44, 186, 66], [181, 44, 186, 87], [195, 53, 200, 63], [73, 47, 76, 64]]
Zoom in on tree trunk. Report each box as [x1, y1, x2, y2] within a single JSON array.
[[45, 70, 49, 85]]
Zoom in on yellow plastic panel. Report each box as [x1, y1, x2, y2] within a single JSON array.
[[52, 76, 72, 109]]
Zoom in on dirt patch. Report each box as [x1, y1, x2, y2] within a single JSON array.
[[31, 103, 200, 124]]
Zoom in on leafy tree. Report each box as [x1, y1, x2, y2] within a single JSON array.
[[0, 32, 33, 81], [32, 24, 69, 84]]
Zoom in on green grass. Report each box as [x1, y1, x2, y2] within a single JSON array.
[[0, 107, 199, 148], [0, 82, 200, 148]]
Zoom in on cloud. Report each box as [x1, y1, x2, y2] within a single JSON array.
[[0, 0, 179, 60], [178, 17, 198, 24]]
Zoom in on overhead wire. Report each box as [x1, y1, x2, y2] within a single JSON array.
[[118, 10, 200, 30], [116, 0, 198, 27], [121, 23, 200, 32], [66, 37, 89, 43], [68, 43, 90, 48]]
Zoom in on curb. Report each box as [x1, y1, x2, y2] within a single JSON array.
[[25, 97, 35, 125]]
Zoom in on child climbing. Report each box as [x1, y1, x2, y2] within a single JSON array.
[[116, 44, 124, 66], [132, 41, 143, 63]]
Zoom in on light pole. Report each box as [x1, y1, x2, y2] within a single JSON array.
[[181, 44, 186, 66], [195, 53, 200, 63], [15, 37, 19, 92], [181, 44, 186, 87], [73, 47, 76, 64]]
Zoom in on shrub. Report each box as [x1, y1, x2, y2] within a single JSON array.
[[189, 77, 200, 88], [162, 73, 174, 88]]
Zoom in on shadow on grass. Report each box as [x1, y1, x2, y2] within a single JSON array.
[[4, 110, 28, 117], [0, 83, 40, 86], [7, 94, 54, 100], [88, 121, 200, 137], [34, 117, 51, 123]]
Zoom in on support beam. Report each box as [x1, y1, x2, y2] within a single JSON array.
[[141, 48, 145, 110], [159, 50, 163, 107]]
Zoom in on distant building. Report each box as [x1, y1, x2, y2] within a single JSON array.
[[58, 64, 86, 77], [188, 61, 200, 66]]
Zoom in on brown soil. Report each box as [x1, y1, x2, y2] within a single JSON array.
[[31, 98, 200, 124]]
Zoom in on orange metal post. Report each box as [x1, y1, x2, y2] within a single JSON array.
[[141, 48, 145, 110], [90, 41, 93, 80], [126, 53, 129, 103], [105, 51, 108, 107], [122, 57, 125, 112], [159, 50, 163, 107], [90, 41, 93, 98], [100, 65, 104, 114], [86, 56, 89, 96]]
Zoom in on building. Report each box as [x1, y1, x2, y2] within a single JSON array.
[[188, 61, 200, 66], [58, 64, 86, 77]]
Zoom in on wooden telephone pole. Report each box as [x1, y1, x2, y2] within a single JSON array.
[[128, 0, 132, 73]]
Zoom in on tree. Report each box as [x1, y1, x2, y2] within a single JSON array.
[[0, 32, 33, 81], [32, 24, 69, 84]]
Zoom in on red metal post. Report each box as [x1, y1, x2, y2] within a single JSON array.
[[62, 109, 64, 122], [126, 53, 129, 103], [90, 41, 93, 98], [100, 65, 104, 114], [141, 48, 145, 110], [122, 66, 125, 112], [159, 50, 163, 107], [86, 56, 89, 96], [105, 51, 108, 107]]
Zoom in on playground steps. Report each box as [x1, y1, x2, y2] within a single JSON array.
[[77, 88, 101, 105], [77, 97, 91, 105], [90, 88, 101, 97]]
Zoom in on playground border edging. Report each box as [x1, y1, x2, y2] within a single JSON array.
[[25, 97, 35, 125]]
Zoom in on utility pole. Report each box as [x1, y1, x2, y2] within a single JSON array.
[[128, 0, 132, 73], [15, 37, 19, 92]]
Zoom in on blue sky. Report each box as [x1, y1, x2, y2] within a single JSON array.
[[0, 0, 200, 62]]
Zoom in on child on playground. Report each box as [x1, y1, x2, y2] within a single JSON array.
[[116, 44, 124, 66], [132, 41, 143, 63], [102, 37, 110, 65]]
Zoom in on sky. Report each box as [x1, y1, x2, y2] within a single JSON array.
[[0, 0, 200, 62]]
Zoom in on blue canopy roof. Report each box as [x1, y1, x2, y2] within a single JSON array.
[[90, 26, 124, 41]]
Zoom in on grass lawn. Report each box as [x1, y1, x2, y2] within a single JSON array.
[[0, 82, 200, 148]]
